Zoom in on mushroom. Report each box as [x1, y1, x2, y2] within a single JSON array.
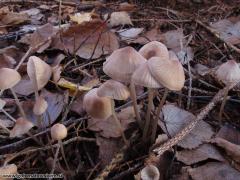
[[148, 57, 185, 142], [139, 41, 169, 60], [50, 123, 70, 173], [215, 60, 240, 121], [140, 165, 160, 180], [83, 88, 112, 120], [103, 46, 146, 127], [132, 62, 162, 141], [10, 117, 34, 138], [0, 164, 17, 180], [97, 80, 130, 145]]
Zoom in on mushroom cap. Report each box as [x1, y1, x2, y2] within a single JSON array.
[[33, 96, 48, 115], [0, 68, 21, 90], [103, 46, 146, 82], [0, 164, 18, 177], [215, 60, 240, 85], [140, 165, 160, 180], [27, 56, 52, 90], [83, 88, 112, 119], [139, 41, 169, 60], [10, 118, 34, 138], [132, 62, 162, 88], [51, 123, 67, 141], [97, 80, 130, 100], [148, 57, 185, 91]]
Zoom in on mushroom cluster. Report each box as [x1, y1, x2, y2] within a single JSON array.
[[83, 41, 185, 144]]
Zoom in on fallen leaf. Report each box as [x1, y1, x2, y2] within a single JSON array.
[[51, 20, 119, 59], [96, 135, 122, 167], [118, 28, 144, 41], [133, 27, 163, 44], [88, 106, 136, 138], [70, 12, 93, 24], [216, 124, 240, 145], [176, 144, 225, 165], [193, 64, 210, 76], [57, 78, 92, 93], [0, 54, 16, 69], [188, 162, 240, 180], [159, 104, 214, 149], [13, 76, 35, 96], [107, 11, 133, 27], [10, 117, 34, 137], [0, 119, 14, 128]]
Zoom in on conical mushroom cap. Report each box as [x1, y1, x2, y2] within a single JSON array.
[[10, 117, 34, 137], [97, 80, 130, 100], [216, 60, 240, 85], [0, 164, 18, 178], [139, 41, 169, 60], [33, 96, 48, 115], [103, 46, 146, 82], [132, 62, 162, 88], [148, 57, 185, 91], [27, 56, 52, 90], [140, 165, 160, 180], [0, 68, 21, 90], [51, 123, 67, 140], [83, 88, 112, 119]]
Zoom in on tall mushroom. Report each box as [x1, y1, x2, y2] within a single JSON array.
[[97, 80, 130, 145], [132, 62, 162, 141], [215, 60, 240, 121], [139, 41, 169, 60], [148, 57, 185, 142], [103, 46, 146, 127]]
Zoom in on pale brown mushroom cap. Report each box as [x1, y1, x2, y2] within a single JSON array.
[[33, 96, 48, 115], [0, 68, 21, 90], [97, 80, 130, 100], [216, 60, 240, 85], [139, 41, 169, 60], [148, 57, 185, 91], [132, 62, 162, 88], [0, 164, 18, 178], [83, 88, 112, 119], [51, 123, 67, 141], [10, 118, 34, 137], [140, 165, 160, 180], [103, 46, 146, 82]]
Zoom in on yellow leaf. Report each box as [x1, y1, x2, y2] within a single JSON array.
[[70, 12, 92, 24]]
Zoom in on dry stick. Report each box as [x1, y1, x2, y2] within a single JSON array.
[[151, 89, 169, 143], [9, 89, 26, 118], [153, 82, 238, 156], [59, 140, 70, 171], [130, 79, 142, 129], [142, 88, 154, 141], [195, 19, 240, 54], [50, 144, 60, 175]]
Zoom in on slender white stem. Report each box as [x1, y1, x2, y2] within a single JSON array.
[[10, 88, 26, 119], [59, 140, 70, 170]]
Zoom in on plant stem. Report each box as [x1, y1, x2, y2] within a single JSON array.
[[50, 144, 60, 175], [10, 88, 26, 119], [1, 109, 16, 122], [59, 140, 70, 170], [151, 88, 169, 143], [142, 88, 154, 141], [130, 79, 142, 129], [218, 86, 229, 122], [111, 100, 129, 146]]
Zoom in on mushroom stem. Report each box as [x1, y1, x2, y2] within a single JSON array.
[[111, 100, 129, 146], [59, 140, 70, 170], [142, 88, 154, 141], [130, 79, 142, 128], [151, 88, 169, 143], [218, 86, 230, 122], [10, 88, 26, 119], [50, 144, 60, 174]]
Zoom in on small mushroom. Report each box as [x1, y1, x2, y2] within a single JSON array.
[[148, 57, 185, 142], [140, 165, 160, 180], [97, 80, 130, 146], [139, 41, 169, 60], [50, 123, 70, 172], [83, 88, 112, 120], [10, 117, 34, 138], [132, 62, 162, 141], [0, 164, 18, 180], [33, 96, 48, 116], [215, 60, 240, 121], [103, 46, 146, 127]]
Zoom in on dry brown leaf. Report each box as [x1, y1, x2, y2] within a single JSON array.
[[216, 124, 240, 145], [107, 11, 133, 27], [10, 117, 34, 137], [51, 20, 119, 59], [70, 12, 92, 24], [96, 135, 122, 167], [188, 162, 240, 180], [159, 104, 214, 149], [88, 106, 136, 138], [133, 27, 163, 44], [176, 144, 225, 165], [0, 46, 24, 64], [211, 137, 240, 163], [0, 54, 16, 69]]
